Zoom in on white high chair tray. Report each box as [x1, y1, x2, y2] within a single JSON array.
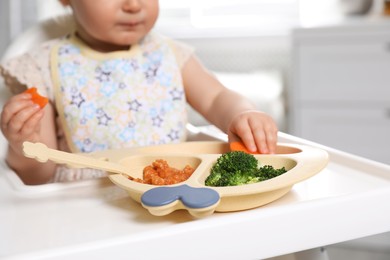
[[1, 128, 390, 260]]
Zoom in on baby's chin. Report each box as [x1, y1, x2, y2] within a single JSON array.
[[93, 32, 148, 51], [118, 34, 146, 46], [96, 38, 138, 52], [117, 27, 153, 44]]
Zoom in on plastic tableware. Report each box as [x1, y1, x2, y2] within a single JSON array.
[[23, 141, 329, 217], [96, 141, 328, 217]]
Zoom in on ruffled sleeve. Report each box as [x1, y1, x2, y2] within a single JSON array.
[[168, 38, 195, 69], [0, 40, 58, 101], [0, 53, 41, 94]]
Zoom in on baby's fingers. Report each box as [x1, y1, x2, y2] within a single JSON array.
[[252, 129, 268, 154], [246, 113, 278, 154], [228, 111, 278, 154], [1, 103, 42, 139], [18, 108, 44, 136], [228, 120, 257, 152], [1, 94, 34, 122], [255, 127, 277, 154], [265, 126, 278, 154]]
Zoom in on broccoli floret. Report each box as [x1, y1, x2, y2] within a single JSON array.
[[225, 171, 261, 186], [212, 151, 258, 173], [204, 170, 223, 186], [255, 165, 287, 181], [205, 151, 287, 187]]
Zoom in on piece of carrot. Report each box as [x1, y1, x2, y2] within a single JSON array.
[[24, 87, 49, 108], [229, 141, 259, 154]]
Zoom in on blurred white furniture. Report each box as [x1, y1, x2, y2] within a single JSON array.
[[290, 16, 390, 165], [290, 17, 390, 260]]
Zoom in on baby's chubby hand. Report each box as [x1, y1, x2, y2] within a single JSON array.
[[227, 110, 278, 154], [0, 91, 46, 153]]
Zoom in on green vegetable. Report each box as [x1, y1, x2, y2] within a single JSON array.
[[205, 151, 287, 187]]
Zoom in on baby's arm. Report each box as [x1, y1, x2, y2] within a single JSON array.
[[182, 55, 278, 154], [1, 92, 58, 184]]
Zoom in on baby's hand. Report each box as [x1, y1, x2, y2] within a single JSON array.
[[0, 91, 46, 153], [227, 110, 278, 154]]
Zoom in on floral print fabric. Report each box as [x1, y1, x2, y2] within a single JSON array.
[[53, 34, 188, 153]]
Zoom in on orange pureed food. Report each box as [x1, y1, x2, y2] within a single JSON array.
[[133, 159, 195, 185]]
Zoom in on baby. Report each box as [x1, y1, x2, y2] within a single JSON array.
[[0, 0, 278, 185]]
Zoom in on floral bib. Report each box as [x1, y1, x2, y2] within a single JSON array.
[[51, 34, 187, 153]]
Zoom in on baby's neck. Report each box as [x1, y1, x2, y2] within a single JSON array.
[[75, 32, 131, 53]]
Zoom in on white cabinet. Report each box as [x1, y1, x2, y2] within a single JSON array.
[[290, 18, 390, 164]]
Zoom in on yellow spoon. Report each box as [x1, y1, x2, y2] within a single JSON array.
[[22, 141, 136, 180]]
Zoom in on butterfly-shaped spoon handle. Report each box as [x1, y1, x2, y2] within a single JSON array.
[[22, 141, 135, 179]]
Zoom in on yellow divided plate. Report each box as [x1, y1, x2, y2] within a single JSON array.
[[89, 141, 329, 218]]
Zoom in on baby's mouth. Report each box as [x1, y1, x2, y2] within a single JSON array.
[[118, 21, 142, 28]]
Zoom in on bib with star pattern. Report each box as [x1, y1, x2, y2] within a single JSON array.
[[51, 33, 188, 153]]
